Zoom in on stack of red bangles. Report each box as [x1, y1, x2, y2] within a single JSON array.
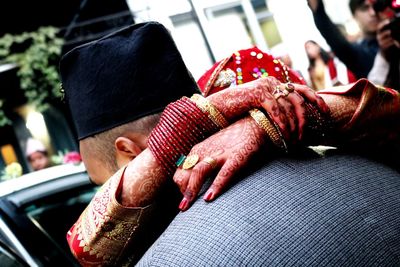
[[148, 92, 333, 176], [147, 95, 227, 176]]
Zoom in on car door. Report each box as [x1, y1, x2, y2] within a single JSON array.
[[0, 167, 99, 266]]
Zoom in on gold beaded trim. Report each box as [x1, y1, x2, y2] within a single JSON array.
[[249, 109, 288, 152], [203, 57, 230, 96], [190, 94, 229, 128]]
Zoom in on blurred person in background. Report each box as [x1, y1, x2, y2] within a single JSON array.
[[307, 0, 379, 79], [368, 0, 400, 89], [25, 138, 51, 171], [305, 40, 357, 90]]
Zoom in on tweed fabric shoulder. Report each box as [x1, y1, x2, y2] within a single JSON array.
[[137, 153, 400, 266]]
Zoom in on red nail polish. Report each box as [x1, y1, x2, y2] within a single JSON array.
[[204, 190, 213, 201], [179, 197, 188, 211]]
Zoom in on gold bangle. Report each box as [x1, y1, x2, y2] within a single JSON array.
[[190, 94, 229, 128], [249, 109, 288, 152]]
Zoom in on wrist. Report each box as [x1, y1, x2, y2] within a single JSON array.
[[147, 96, 226, 176], [249, 108, 288, 153], [120, 149, 167, 207], [207, 77, 279, 120]]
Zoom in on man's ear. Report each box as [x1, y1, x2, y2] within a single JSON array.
[[115, 137, 143, 163]]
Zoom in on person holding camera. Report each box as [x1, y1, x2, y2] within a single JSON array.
[[368, 0, 400, 89], [307, 0, 379, 79]]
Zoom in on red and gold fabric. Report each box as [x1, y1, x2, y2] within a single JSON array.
[[318, 78, 400, 148], [66, 167, 153, 266]]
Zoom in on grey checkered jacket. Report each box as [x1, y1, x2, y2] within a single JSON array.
[[137, 151, 400, 266]]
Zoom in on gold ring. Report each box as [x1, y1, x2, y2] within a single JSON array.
[[274, 92, 284, 100], [284, 83, 295, 93], [203, 156, 217, 169], [274, 93, 283, 100], [182, 154, 199, 170], [273, 85, 284, 100], [272, 85, 282, 95], [282, 90, 290, 96]]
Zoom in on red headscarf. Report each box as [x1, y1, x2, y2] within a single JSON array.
[[197, 46, 306, 97]]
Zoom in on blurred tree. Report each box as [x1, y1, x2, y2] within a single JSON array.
[[0, 27, 64, 126]]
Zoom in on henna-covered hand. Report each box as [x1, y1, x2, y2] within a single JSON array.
[[169, 78, 330, 211], [274, 82, 329, 140], [208, 77, 329, 141], [173, 116, 267, 211]]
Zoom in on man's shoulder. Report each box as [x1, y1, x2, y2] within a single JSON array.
[[137, 153, 400, 266]]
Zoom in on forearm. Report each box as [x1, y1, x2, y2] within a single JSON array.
[[74, 105, 244, 263], [67, 167, 156, 266], [120, 149, 167, 207], [312, 5, 351, 56]]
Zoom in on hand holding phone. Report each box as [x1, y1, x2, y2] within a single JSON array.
[[381, 16, 400, 42]]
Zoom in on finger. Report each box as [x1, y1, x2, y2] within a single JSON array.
[[276, 96, 297, 140], [261, 87, 289, 139], [269, 83, 297, 140], [381, 38, 395, 49], [380, 30, 392, 39], [285, 91, 307, 140], [172, 168, 191, 194], [294, 84, 330, 113], [179, 158, 219, 211], [284, 83, 308, 140], [265, 103, 290, 140], [203, 155, 248, 202]]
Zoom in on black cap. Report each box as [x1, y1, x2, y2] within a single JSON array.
[[60, 21, 200, 140]]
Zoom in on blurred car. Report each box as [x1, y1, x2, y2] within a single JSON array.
[[0, 163, 99, 266]]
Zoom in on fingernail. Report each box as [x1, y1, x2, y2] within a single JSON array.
[[179, 197, 189, 211], [204, 190, 214, 201]]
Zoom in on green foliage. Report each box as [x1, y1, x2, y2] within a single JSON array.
[[1, 162, 22, 181], [0, 99, 11, 126], [0, 27, 64, 126]]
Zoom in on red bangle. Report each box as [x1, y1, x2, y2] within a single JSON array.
[[147, 96, 225, 176]]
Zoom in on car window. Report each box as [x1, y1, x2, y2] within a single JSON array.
[[25, 186, 98, 254], [0, 167, 100, 266], [0, 239, 30, 267]]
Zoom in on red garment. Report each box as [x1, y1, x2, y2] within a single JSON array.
[[197, 46, 306, 96], [66, 167, 151, 266], [327, 58, 357, 86]]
